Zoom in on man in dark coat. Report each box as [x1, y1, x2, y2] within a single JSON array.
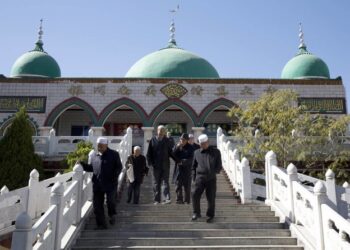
[[125, 146, 148, 204], [191, 134, 222, 223], [147, 125, 178, 204], [173, 133, 195, 204], [80, 137, 122, 229]]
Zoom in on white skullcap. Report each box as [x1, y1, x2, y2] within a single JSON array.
[[96, 137, 108, 144], [198, 134, 209, 144], [188, 134, 194, 138]]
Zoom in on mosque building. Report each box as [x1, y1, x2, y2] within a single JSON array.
[[0, 19, 346, 151]]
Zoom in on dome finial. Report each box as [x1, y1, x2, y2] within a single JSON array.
[[33, 19, 45, 52], [298, 22, 307, 49], [168, 4, 179, 47]]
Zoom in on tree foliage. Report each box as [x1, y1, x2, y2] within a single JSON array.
[[0, 107, 43, 190], [228, 89, 350, 183], [65, 141, 93, 172]]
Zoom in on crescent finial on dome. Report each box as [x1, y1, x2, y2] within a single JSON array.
[[33, 19, 45, 52], [298, 22, 307, 49], [168, 5, 179, 47]]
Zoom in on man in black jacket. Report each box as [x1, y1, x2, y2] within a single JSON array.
[[147, 125, 177, 204], [80, 137, 122, 229], [173, 133, 195, 204], [191, 134, 222, 223], [125, 146, 148, 204]]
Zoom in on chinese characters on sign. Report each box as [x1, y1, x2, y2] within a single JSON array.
[[0, 96, 46, 113], [298, 98, 346, 114]]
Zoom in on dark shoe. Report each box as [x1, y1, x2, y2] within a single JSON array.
[[109, 216, 116, 225], [94, 224, 107, 230], [126, 200, 131, 203], [206, 217, 214, 223], [191, 214, 201, 221], [133, 201, 139, 204], [176, 200, 184, 204]]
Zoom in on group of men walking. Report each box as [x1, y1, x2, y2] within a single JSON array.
[[79, 125, 222, 229], [146, 125, 222, 223]]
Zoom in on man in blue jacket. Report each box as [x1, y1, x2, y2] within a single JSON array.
[[80, 137, 122, 229]]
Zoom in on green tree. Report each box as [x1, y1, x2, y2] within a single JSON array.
[[65, 141, 93, 172], [228, 89, 350, 183], [0, 107, 43, 190]]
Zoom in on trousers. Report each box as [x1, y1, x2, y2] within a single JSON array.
[[152, 166, 170, 202], [93, 186, 117, 226], [192, 176, 217, 217], [127, 180, 141, 204]]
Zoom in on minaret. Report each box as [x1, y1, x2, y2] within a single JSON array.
[[168, 4, 179, 47]]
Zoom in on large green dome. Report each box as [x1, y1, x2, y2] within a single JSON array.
[[281, 47, 330, 79], [11, 41, 61, 78], [125, 44, 219, 78]]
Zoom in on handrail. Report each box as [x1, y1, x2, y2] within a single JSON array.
[[6, 127, 133, 250]]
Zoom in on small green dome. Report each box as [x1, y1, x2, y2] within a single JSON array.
[[125, 44, 219, 78], [281, 47, 330, 79], [11, 42, 61, 78]]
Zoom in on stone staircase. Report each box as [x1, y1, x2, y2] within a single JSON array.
[[71, 168, 303, 249]]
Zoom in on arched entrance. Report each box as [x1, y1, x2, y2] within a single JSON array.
[[149, 100, 198, 141], [199, 98, 238, 137], [98, 98, 148, 147], [45, 98, 98, 136]]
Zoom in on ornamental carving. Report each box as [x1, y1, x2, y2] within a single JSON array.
[[240, 86, 254, 95], [144, 85, 157, 96], [215, 86, 228, 96], [94, 85, 106, 96], [264, 85, 277, 94], [117, 85, 131, 96], [191, 86, 203, 96], [68, 85, 85, 96], [160, 83, 187, 99]]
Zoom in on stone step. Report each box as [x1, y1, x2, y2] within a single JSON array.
[[113, 210, 275, 216], [74, 237, 298, 247], [115, 204, 270, 211], [84, 222, 286, 230], [80, 229, 292, 238], [72, 246, 303, 250], [86, 215, 279, 223]]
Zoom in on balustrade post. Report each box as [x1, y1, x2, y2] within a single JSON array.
[[141, 127, 154, 156], [11, 212, 32, 250], [126, 126, 133, 156], [48, 128, 56, 156], [314, 181, 327, 250], [265, 151, 277, 205], [73, 164, 84, 225], [325, 169, 337, 211], [27, 169, 40, 218], [50, 182, 64, 250], [287, 163, 298, 223], [217, 127, 223, 149], [232, 149, 239, 188], [241, 157, 252, 204]]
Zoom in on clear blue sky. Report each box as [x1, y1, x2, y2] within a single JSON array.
[[1, 1, 349, 107]]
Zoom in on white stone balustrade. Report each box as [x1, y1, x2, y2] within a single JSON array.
[[217, 127, 350, 250], [1, 127, 132, 249], [32, 127, 131, 157]]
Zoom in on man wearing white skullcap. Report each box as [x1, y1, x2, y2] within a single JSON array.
[[79, 136, 122, 229], [191, 134, 222, 223]]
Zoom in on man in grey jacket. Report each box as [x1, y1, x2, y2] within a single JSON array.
[[191, 134, 222, 223]]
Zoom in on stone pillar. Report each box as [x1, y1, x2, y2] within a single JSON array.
[[191, 127, 205, 143], [142, 127, 154, 156], [38, 126, 53, 136], [89, 127, 105, 136]]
